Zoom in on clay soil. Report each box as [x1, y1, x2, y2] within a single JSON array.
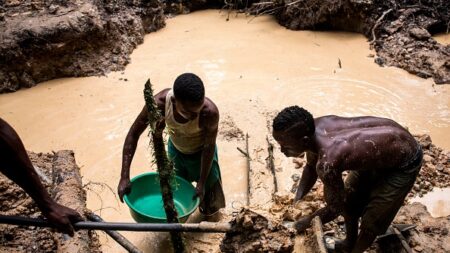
[[0, 0, 165, 92], [0, 151, 100, 252]]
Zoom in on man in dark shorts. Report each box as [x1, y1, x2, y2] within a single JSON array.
[[118, 73, 225, 218], [272, 106, 422, 253], [0, 118, 83, 235]]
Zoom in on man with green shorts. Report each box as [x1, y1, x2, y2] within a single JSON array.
[[272, 106, 422, 253], [118, 73, 225, 217]]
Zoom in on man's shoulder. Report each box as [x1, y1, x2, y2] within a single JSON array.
[[200, 98, 219, 128], [154, 88, 171, 110], [202, 98, 219, 117]]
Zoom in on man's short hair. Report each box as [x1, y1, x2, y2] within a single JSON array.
[[173, 73, 205, 103], [273, 106, 315, 135]]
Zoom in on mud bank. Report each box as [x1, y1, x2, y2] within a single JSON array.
[[0, 0, 164, 92], [169, 0, 450, 84], [2, 1, 449, 93], [248, 0, 450, 84], [0, 150, 100, 252]]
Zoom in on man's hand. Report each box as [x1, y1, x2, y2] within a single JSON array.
[[42, 203, 83, 236], [193, 182, 205, 203], [118, 177, 132, 202], [294, 216, 313, 233]]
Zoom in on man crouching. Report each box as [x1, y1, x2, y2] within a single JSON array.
[[272, 106, 422, 253]]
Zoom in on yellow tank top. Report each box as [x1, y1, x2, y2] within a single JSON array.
[[165, 90, 205, 154]]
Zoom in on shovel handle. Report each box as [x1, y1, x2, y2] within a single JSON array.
[[393, 226, 412, 253]]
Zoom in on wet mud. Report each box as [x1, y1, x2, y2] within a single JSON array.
[[0, 0, 165, 92], [221, 208, 296, 253], [256, 0, 450, 84]]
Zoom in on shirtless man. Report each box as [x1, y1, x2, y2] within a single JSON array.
[[0, 118, 82, 236], [118, 73, 225, 217], [272, 106, 422, 253]]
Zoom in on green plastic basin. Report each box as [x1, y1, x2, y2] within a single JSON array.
[[124, 172, 199, 223]]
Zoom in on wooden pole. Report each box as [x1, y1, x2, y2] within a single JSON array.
[[312, 216, 327, 253], [393, 226, 413, 253], [266, 136, 278, 193], [245, 133, 251, 205], [87, 213, 143, 253], [0, 215, 232, 233], [143, 79, 185, 253]]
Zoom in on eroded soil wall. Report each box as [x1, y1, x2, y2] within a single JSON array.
[[0, 150, 100, 252], [0, 0, 165, 92]]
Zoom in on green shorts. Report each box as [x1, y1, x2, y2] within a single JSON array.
[[167, 139, 221, 188], [167, 139, 225, 215]]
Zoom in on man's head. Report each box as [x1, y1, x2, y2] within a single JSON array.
[[272, 106, 315, 157], [172, 73, 205, 120]]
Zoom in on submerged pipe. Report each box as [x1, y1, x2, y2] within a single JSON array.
[[86, 213, 142, 253], [0, 215, 232, 233]]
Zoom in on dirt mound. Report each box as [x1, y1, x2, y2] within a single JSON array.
[[269, 187, 325, 223], [221, 208, 296, 253], [0, 0, 165, 92], [408, 134, 450, 198], [0, 151, 100, 252], [391, 202, 450, 252], [219, 115, 245, 141]]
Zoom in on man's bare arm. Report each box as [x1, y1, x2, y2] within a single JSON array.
[[120, 107, 148, 179], [0, 118, 82, 236], [196, 106, 219, 202], [118, 89, 168, 201], [294, 161, 345, 232], [295, 152, 318, 202]]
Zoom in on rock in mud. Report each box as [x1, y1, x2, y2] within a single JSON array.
[[409, 27, 431, 40]]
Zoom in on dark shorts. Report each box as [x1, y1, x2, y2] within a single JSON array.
[[167, 139, 226, 215], [344, 145, 423, 236]]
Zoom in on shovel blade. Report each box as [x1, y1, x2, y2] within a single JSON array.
[[377, 224, 416, 240]]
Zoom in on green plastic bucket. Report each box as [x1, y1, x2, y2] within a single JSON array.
[[124, 172, 200, 223]]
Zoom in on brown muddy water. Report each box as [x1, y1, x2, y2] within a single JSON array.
[[0, 10, 449, 252]]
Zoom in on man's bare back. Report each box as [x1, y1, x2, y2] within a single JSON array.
[[272, 107, 422, 253]]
